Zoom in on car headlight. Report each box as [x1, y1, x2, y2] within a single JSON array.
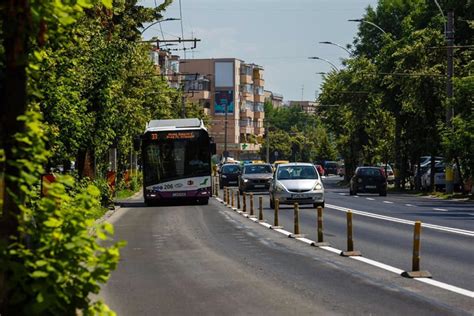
[[313, 182, 323, 190], [243, 178, 249, 183], [222, 175, 227, 178], [275, 183, 285, 192]]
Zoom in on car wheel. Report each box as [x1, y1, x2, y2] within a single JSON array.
[[379, 190, 387, 196], [198, 198, 209, 205], [349, 188, 355, 195], [219, 183, 223, 189], [313, 202, 325, 208]]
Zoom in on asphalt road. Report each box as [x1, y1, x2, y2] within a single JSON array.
[[99, 187, 473, 315], [234, 175, 474, 291]]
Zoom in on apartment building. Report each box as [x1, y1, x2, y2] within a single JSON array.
[[180, 58, 265, 160], [264, 90, 284, 108], [288, 101, 319, 114]]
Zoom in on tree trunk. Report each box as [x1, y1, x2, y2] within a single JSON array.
[[394, 116, 402, 190], [77, 149, 96, 179], [0, 0, 31, 311]]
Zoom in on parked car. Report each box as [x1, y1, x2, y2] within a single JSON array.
[[337, 164, 345, 177], [377, 163, 394, 184], [350, 166, 387, 196], [323, 161, 338, 175], [315, 164, 325, 177], [269, 163, 325, 209], [420, 162, 461, 191], [239, 163, 273, 193], [219, 164, 241, 189]]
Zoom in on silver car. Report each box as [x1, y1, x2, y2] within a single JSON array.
[[269, 163, 325, 209]]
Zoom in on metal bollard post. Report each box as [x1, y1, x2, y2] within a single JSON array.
[[237, 190, 241, 210], [215, 183, 219, 198], [294, 203, 300, 235], [242, 192, 247, 213], [341, 211, 361, 256], [402, 221, 432, 278], [249, 193, 254, 216], [231, 190, 235, 208], [258, 196, 263, 221], [289, 203, 304, 238], [313, 206, 329, 246], [224, 187, 228, 204], [273, 199, 282, 228]]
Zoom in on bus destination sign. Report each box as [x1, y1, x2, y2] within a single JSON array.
[[148, 131, 198, 140]]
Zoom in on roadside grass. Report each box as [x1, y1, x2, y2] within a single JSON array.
[[116, 188, 137, 199]]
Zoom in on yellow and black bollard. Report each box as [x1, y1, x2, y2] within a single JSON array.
[[290, 203, 304, 238], [402, 221, 432, 278], [258, 196, 264, 221], [237, 190, 241, 210], [272, 199, 283, 228], [340, 211, 361, 256], [242, 192, 247, 213], [224, 187, 228, 204], [249, 193, 255, 217], [313, 206, 329, 246], [215, 182, 219, 198], [231, 190, 235, 208]]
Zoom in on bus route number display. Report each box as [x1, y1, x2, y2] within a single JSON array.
[[148, 131, 197, 140]]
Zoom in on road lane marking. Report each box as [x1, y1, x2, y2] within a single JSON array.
[[353, 196, 360, 198], [325, 203, 474, 237], [338, 193, 347, 196], [383, 201, 393, 204], [217, 196, 474, 298], [405, 204, 415, 207], [416, 278, 474, 298], [434, 208, 448, 212], [366, 198, 375, 201]]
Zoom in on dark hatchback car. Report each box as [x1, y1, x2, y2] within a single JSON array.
[[219, 164, 241, 189], [350, 166, 387, 196], [239, 163, 273, 194], [324, 161, 338, 175]]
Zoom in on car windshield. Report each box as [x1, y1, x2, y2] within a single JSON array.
[[222, 165, 240, 173], [277, 166, 318, 180], [357, 168, 383, 177], [244, 164, 272, 174]]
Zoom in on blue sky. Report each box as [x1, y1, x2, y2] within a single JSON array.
[[141, 0, 379, 102]]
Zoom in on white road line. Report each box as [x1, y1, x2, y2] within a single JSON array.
[[416, 278, 474, 298], [220, 200, 474, 298], [366, 198, 375, 201], [325, 203, 474, 237], [405, 204, 415, 207], [338, 193, 347, 196], [383, 201, 394, 204], [353, 196, 360, 198], [434, 208, 448, 212]]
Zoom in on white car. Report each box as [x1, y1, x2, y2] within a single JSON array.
[[269, 163, 325, 209]]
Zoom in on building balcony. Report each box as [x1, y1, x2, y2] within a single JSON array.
[[240, 125, 253, 134], [240, 74, 253, 84], [254, 94, 265, 103], [253, 78, 264, 86], [186, 90, 210, 100], [254, 111, 265, 119], [240, 108, 254, 119], [254, 127, 265, 136], [241, 92, 254, 101]]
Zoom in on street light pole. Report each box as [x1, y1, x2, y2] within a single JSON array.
[[308, 57, 340, 72], [224, 100, 228, 162], [140, 18, 180, 35], [348, 19, 387, 34], [319, 41, 352, 56]]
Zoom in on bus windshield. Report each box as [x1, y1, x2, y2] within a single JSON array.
[[143, 130, 211, 186]]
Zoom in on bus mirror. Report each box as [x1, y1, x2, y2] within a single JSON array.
[[133, 135, 141, 151], [210, 143, 216, 155]]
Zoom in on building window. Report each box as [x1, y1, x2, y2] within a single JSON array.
[[240, 64, 253, 76], [254, 86, 264, 95], [254, 102, 264, 112], [240, 84, 254, 94]]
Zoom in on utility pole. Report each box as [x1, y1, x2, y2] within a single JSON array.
[[224, 101, 228, 162], [265, 123, 270, 163], [445, 11, 455, 194]]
